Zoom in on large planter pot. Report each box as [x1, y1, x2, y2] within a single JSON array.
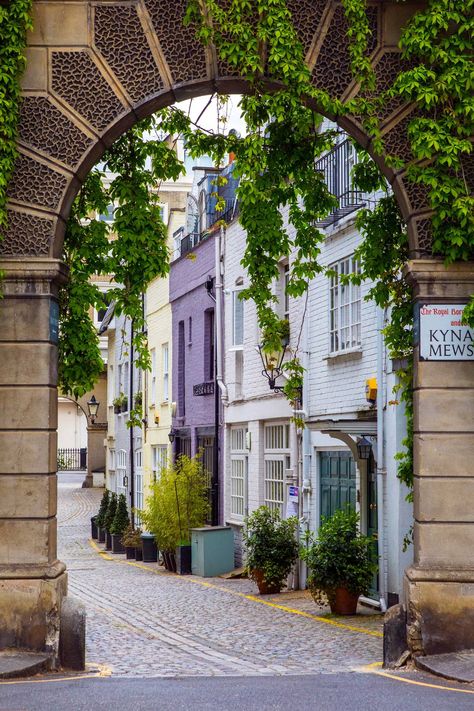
[[162, 551, 176, 572], [252, 569, 282, 595], [329, 588, 359, 615], [111, 533, 124, 554], [176, 544, 192, 575], [98, 526, 106, 543], [105, 531, 112, 550], [135, 546, 143, 561], [141, 533, 158, 563], [125, 546, 136, 560], [91, 516, 98, 540]]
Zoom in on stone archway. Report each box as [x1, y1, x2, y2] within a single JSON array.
[[0, 0, 473, 661]]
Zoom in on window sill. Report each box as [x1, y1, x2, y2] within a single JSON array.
[[323, 347, 363, 362], [226, 519, 244, 527], [228, 345, 244, 352], [161, 400, 169, 406]]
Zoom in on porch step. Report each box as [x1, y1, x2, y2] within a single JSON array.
[[416, 650, 474, 683], [0, 650, 52, 679]]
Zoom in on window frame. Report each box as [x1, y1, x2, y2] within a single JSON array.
[[162, 342, 169, 403], [328, 255, 362, 355], [229, 426, 248, 520]]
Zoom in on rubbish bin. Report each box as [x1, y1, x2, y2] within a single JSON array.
[[141, 532, 158, 562]]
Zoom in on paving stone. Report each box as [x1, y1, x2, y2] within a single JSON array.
[[57, 475, 383, 678]]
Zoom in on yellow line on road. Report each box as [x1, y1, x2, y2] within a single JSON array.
[[360, 662, 474, 696], [0, 664, 111, 686], [89, 539, 383, 638]]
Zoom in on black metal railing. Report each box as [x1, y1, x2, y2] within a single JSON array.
[[315, 139, 365, 227], [57, 448, 87, 471]]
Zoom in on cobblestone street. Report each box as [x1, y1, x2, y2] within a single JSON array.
[[58, 474, 383, 678]]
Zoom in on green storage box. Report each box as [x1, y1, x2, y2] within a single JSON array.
[[190, 526, 235, 577]]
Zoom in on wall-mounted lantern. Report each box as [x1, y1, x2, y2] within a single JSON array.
[[168, 428, 177, 444], [257, 342, 287, 393], [87, 395, 100, 424], [356, 436, 372, 460]]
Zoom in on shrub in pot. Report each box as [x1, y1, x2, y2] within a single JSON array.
[[104, 492, 117, 550], [139, 454, 209, 574], [300, 508, 377, 615], [95, 490, 110, 543], [122, 525, 142, 559], [110, 493, 130, 553], [243, 506, 298, 594]]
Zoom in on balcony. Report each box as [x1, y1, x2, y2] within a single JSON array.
[[315, 139, 366, 228]]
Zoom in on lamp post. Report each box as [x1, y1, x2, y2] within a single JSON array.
[[86, 395, 100, 424]]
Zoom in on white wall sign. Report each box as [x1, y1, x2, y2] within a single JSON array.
[[419, 304, 474, 361]]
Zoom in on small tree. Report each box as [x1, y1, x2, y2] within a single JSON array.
[[95, 490, 110, 528], [110, 493, 130, 535], [104, 492, 117, 532], [139, 455, 210, 552], [243, 506, 299, 594]]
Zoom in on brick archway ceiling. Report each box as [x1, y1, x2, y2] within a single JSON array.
[[3, 0, 465, 260]]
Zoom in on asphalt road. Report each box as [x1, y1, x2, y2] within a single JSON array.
[[1, 672, 474, 711]]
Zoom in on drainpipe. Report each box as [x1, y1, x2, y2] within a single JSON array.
[[376, 306, 387, 613], [215, 225, 228, 403]]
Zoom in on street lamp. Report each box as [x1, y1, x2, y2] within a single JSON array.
[[356, 436, 372, 460], [87, 395, 100, 424], [257, 342, 287, 392], [168, 428, 177, 444]]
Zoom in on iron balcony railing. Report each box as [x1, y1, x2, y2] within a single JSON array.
[[179, 198, 239, 257], [315, 139, 365, 228], [57, 447, 87, 471]]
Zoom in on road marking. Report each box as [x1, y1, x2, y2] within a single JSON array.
[[361, 662, 474, 695], [88, 539, 383, 638]]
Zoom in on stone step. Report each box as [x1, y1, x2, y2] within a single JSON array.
[[0, 650, 52, 679], [416, 650, 474, 684]]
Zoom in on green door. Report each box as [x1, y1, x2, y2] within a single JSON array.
[[319, 451, 356, 522]]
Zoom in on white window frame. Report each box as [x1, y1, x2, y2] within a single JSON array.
[[263, 423, 290, 516], [116, 449, 127, 498], [232, 291, 244, 348], [152, 445, 168, 482], [162, 343, 169, 402], [150, 349, 156, 405], [230, 426, 248, 520], [329, 255, 361, 354], [134, 448, 143, 526]]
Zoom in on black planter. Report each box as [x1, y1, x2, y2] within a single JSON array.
[[125, 546, 135, 560], [176, 544, 192, 575], [98, 526, 106, 543], [169, 551, 177, 573], [91, 516, 98, 540], [135, 546, 143, 561], [113, 404, 121, 414], [111, 533, 124, 554], [141, 533, 158, 563], [121, 399, 128, 413], [105, 531, 112, 550]]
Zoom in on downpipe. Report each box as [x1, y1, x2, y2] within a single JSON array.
[[377, 306, 387, 613]]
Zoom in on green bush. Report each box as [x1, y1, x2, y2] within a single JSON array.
[[138, 455, 210, 552], [110, 493, 130, 535], [300, 508, 376, 607], [95, 490, 110, 528], [243, 506, 298, 593], [104, 492, 117, 532]]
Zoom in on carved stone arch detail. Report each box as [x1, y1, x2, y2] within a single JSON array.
[[2, 0, 446, 259]]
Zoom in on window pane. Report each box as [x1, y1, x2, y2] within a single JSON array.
[[233, 292, 244, 346]]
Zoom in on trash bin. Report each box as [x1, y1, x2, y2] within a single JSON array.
[[141, 532, 158, 562]]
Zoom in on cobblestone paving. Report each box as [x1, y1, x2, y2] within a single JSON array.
[[58, 474, 383, 678]]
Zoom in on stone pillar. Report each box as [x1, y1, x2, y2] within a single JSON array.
[[0, 258, 68, 658], [85, 422, 107, 487], [404, 259, 474, 655]]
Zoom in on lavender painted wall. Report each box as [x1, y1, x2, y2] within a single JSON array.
[[169, 231, 224, 521]]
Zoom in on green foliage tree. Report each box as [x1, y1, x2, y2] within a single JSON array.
[[138, 455, 210, 552], [95, 489, 110, 529], [104, 492, 117, 533], [110, 493, 130, 536], [300, 508, 376, 607], [243, 506, 299, 594]]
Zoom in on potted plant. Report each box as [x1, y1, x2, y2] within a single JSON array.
[[110, 493, 129, 553], [139, 454, 210, 575], [113, 393, 127, 414], [243, 506, 299, 594], [95, 490, 110, 543], [300, 508, 377, 615], [134, 528, 143, 560], [122, 524, 140, 559], [104, 492, 117, 550]]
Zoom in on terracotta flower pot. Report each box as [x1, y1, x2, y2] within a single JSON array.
[[252, 569, 282, 595], [329, 587, 359, 615]]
